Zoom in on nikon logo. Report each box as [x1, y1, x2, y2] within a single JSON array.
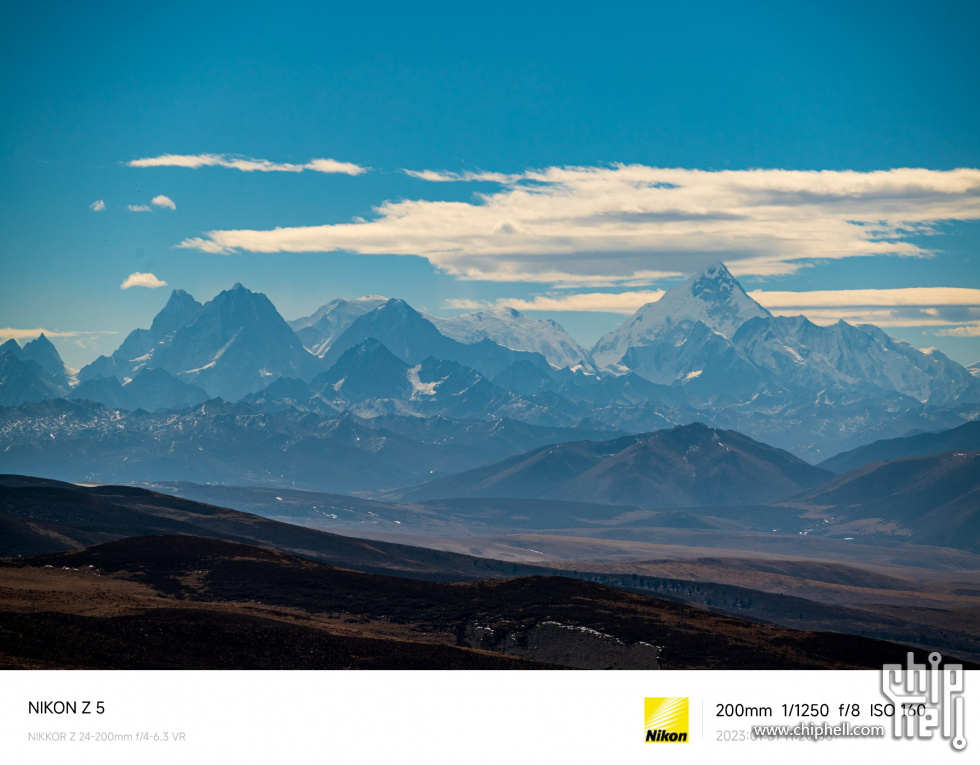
[[645, 729, 687, 742], [644, 697, 689, 743]]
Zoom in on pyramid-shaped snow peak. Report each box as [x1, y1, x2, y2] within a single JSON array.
[[592, 262, 770, 370]]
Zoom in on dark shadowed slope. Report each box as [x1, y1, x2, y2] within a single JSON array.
[[3, 535, 968, 670], [819, 420, 980, 473], [0, 476, 528, 579], [789, 451, 980, 552]]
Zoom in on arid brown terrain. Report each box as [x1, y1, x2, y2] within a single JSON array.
[[2, 535, 970, 670], [3, 475, 979, 669]]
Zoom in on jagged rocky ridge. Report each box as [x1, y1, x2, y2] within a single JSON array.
[[1, 263, 978, 460]]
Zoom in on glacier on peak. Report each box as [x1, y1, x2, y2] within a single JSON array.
[[427, 306, 595, 372], [591, 262, 770, 371]]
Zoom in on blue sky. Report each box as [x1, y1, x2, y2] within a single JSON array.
[[2, 1, 979, 368]]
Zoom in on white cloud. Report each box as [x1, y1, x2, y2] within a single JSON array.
[[120, 272, 167, 289], [749, 287, 980, 328], [768, 308, 977, 328], [151, 195, 176, 210], [751, 288, 980, 308], [0, 328, 116, 340], [127, 204, 152, 212], [89, 199, 105, 212], [937, 324, 980, 337], [177, 165, 980, 284], [403, 169, 523, 184], [304, 158, 370, 175], [440, 299, 485, 311], [445, 291, 667, 314], [446, 287, 980, 327], [127, 153, 368, 176], [184, 238, 235, 254]]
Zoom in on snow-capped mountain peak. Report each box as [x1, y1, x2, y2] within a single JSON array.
[[427, 306, 596, 372], [149, 289, 204, 338], [290, 295, 389, 356], [22, 333, 73, 380], [591, 261, 770, 370]]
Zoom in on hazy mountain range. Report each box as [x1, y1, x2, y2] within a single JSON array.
[[2, 262, 978, 468]]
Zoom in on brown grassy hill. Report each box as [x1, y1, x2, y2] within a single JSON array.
[[2, 534, 972, 671], [787, 451, 980, 551], [0, 476, 535, 579]]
